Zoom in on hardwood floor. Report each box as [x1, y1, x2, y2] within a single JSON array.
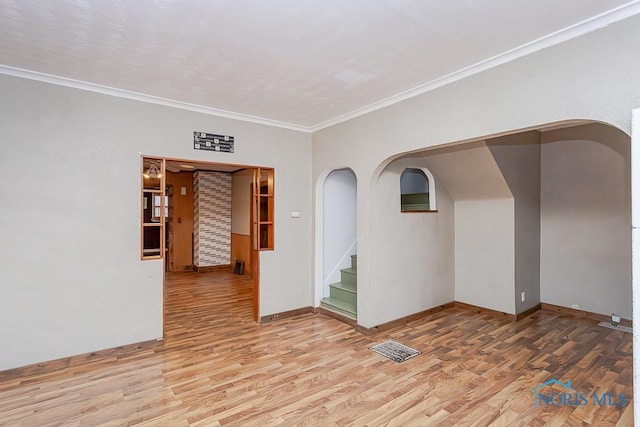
[[0, 271, 633, 426]]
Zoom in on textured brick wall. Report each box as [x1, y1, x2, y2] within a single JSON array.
[[193, 171, 232, 267]]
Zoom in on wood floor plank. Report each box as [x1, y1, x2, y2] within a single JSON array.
[[0, 270, 632, 426]]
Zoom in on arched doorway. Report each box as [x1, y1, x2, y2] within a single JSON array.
[[315, 168, 357, 319]]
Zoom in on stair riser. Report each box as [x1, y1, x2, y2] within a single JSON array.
[[320, 301, 356, 318], [341, 270, 357, 287], [339, 281, 357, 292], [351, 255, 357, 271], [329, 287, 357, 305]]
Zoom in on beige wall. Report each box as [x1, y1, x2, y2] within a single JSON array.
[[424, 142, 516, 314], [455, 198, 515, 313], [1, 9, 638, 371], [369, 157, 455, 325], [231, 169, 253, 236], [540, 124, 631, 318], [487, 132, 542, 314], [0, 74, 312, 371], [313, 13, 640, 328]]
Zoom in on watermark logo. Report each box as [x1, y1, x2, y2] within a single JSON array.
[[532, 378, 628, 408]]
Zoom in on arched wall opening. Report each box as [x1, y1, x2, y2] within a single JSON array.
[[314, 168, 357, 307], [367, 120, 630, 325], [400, 167, 437, 211]]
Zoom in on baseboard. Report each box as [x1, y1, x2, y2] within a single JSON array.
[[540, 303, 632, 327], [0, 338, 163, 383], [516, 304, 542, 320], [260, 306, 314, 323], [355, 302, 456, 336], [4, 302, 621, 382], [193, 264, 232, 272], [451, 302, 541, 321], [171, 265, 194, 272], [315, 306, 357, 327], [454, 301, 517, 321]]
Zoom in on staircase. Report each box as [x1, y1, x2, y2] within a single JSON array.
[[320, 255, 357, 319]]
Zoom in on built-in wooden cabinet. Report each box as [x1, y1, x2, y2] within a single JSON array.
[[254, 168, 274, 250], [141, 157, 166, 259]]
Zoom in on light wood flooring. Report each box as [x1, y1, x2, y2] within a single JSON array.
[[0, 271, 633, 426]]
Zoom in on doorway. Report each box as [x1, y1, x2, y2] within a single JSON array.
[[141, 156, 274, 328], [315, 168, 357, 319]]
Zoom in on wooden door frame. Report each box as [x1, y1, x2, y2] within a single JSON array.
[[149, 156, 271, 331], [250, 181, 259, 322], [165, 184, 173, 272]]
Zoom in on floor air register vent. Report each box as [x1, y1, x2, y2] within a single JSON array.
[[370, 340, 421, 363]]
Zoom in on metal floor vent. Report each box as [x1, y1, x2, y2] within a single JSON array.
[[598, 321, 632, 334], [370, 340, 421, 363]]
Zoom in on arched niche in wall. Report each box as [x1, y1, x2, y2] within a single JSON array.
[[400, 167, 437, 212]]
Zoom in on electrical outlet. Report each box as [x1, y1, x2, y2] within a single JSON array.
[[521, 292, 525, 303], [612, 313, 621, 324]]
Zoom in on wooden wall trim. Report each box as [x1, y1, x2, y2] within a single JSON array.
[[516, 304, 542, 321], [454, 301, 517, 321], [5, 302, 619, 382], [260, 306, 314, 323], [355, 302, 456, 336], [541, 302, 632, 326], [314, 307, 357, 327], [193, 265, 232, 273], [0, 339, 163, 383]]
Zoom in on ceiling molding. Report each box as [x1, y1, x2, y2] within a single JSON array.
[[309, 0, 640, 132], [0, 65, 313, 133], [2, 0, 639, 135]]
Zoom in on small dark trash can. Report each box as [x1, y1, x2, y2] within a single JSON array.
[[234, 260, 245, 275]]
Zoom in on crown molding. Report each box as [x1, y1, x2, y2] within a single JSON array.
[[309, 0, 640, 132], [0, 65, 313, 133], [2, 1, 639, 135]]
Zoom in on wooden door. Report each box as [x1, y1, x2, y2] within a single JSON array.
[[165, 171, 194, 272]]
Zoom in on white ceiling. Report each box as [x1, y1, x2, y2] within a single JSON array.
[[2, 0, 639, 132]]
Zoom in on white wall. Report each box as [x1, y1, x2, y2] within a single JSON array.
[[455, 199, 515, 314], [369, 158, 454, 326], [322, 169, 357, 295], [540, 124, 631, 318], [0, 74, 312, 370], [231, 169, 253, 236]]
